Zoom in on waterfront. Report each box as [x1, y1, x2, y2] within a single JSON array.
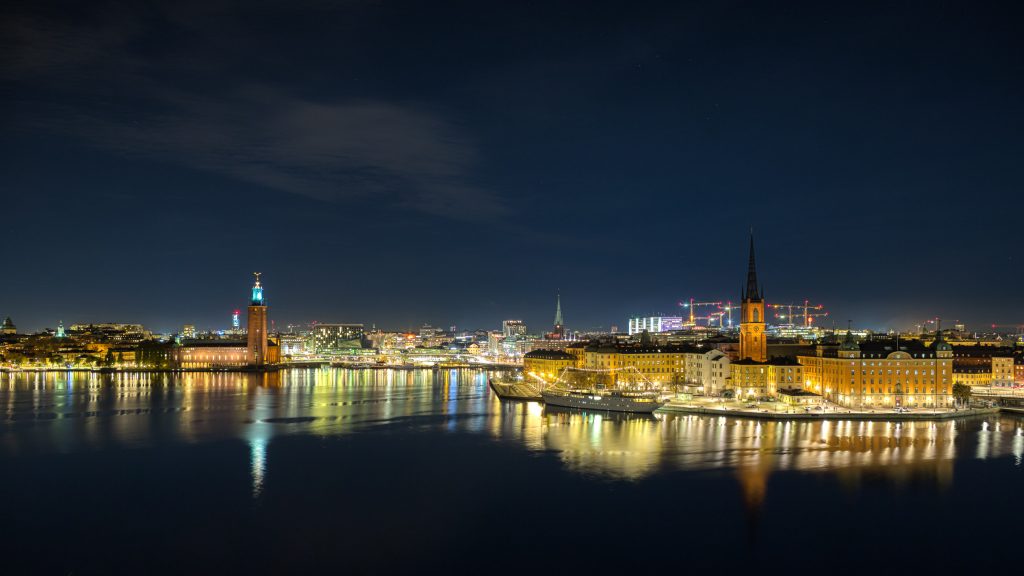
[[2, 368, 1023, 575]]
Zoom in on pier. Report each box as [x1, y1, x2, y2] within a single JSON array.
[[489, 379, 543, 402]]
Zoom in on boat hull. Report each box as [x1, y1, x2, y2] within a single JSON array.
[[541, 391, 664, 414]]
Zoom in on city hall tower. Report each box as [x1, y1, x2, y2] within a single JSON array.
[[247, 273, 269, 366], [739, 233, 767, 362]]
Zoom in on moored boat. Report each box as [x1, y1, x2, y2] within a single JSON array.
[[541, 388, 664, 414]]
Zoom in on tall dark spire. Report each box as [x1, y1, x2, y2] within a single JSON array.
[[553, 292, 563, 326], [744, 230, 761, 301]]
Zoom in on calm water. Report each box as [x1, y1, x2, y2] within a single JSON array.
[[1, 368, 1022, 575]]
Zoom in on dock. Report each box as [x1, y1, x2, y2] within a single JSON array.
[[489, 379, 543, 402], [658, 402, 1000, 421]]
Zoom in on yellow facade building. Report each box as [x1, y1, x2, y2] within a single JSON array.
[[729, 359, 805, 399], [950, 346, 1016, 387], [798, 331, 953, 408], [523, 349, 575, 380], [580, 343, 690, 386]]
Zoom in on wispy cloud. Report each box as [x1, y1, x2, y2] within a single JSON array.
[[2, 1, 506, 219]]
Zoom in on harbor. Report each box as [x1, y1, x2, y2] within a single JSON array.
[[491, 372, 1009, 420]]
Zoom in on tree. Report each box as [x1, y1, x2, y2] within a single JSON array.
[[952, 383, 972, 407], [116, 352, 124, 365], [104, 349, 115, 367]]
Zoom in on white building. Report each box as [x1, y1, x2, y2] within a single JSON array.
[[628, 316, 684, 335], [683, 348, 731, 395], [502, 320, 527, 338]]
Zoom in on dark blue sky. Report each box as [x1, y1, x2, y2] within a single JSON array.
[[2, 0, 1022, 334]]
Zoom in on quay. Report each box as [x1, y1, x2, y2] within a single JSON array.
[[489, 378, 543, 401], [658, 401, 1000, 421], [0, 363, 519, 374], [485, 385, 1012, 421]]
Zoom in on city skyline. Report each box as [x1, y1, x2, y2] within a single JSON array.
[[3, 3, 1024, 574], [0, 244, 1018, 336]]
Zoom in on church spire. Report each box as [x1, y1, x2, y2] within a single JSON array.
[[553, 291, 563, 327], [744, 230, 761, 301]]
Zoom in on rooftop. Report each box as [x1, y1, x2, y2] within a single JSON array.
[[524, 349, 573, 360], [778, 389, 821, 397]]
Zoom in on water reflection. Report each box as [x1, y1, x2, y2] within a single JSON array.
[[3, 369, 1023, 508], [250, 437, 267, 498]]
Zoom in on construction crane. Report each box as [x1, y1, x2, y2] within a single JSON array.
[[770, 300, 826, 328], [805, 311, 829, 325], [705, 303, 736, 329], [720, 302, 734, 328], [679, 298, 722, 326]]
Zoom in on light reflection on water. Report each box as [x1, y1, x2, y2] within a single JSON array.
[[3, 368, 1022, 502]]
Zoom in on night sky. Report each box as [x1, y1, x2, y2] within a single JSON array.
[[2, 0, 1022, 334]]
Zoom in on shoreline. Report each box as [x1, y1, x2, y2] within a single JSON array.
[[0, 364, 518, 374], [657, 403, 1000, 420]]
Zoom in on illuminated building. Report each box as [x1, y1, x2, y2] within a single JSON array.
[[724, 232, 806, 400], [2, 317, 17, 335], [951, 346, 1015, 387], [797, 330, 953, 408], [765, 358, 803, 396], [246, 273, 270, 366], [486, 331, 503, 355], [502, 320, 526, 338], [67, 323, 150, 343], [499, 337, 527, 360], [952, 366, 990, 387], [730, 359, 769, 398], [417, 325, 452, 347], [55, 321, 65, 338], [739, 233, 766, 362], [172, 274, 278, 368], [777, 388, 822, 406], [728, 355, 803, 400], [523, 349, 575, 380], [628, 316, 684, 335], [278, 334, 309, 357], [313, 323, 365, 353], [182, 324, 197, 339], [174, 340, 248, 368], [682, 348, 731, 395], [579, 342, 693, 386], [232, 310, 240, 330]]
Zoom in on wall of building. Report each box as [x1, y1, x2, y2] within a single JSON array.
[[173, 345, 248, 369], [798, 351, 953, 408]]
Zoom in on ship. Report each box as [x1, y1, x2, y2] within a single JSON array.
[[541, 388, 665, 414]]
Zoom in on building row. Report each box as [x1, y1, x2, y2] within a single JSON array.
[[523, 233, 1024, 409]]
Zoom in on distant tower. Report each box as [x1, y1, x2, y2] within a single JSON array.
[[56, 320, 65, 338], [247, 273, 269, 366], [739, 232, 767, 362], [1, 317, 15, 335], [232, 310, 241, 330], [552, 292, 565, 340]]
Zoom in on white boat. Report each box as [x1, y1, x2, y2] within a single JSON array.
[[541, 389, 665, 414]]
